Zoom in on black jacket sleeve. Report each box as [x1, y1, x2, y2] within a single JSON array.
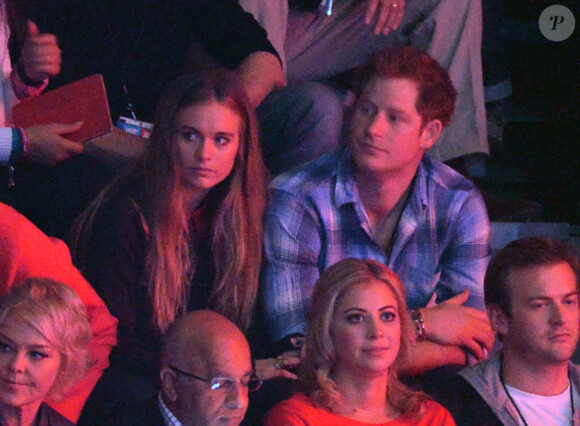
[[424, 374, 504, 426], [82, 190, 162, 378], [186, 0, 280, 69]]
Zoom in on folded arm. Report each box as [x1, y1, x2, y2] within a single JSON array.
[[404, 185, 493, 370]]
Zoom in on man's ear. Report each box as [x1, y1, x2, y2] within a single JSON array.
[[160, 367, 179, 402], [419, 119, 443, 151], [488, 305, 509, 337]]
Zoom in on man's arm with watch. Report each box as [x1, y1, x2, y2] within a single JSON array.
[[396, 290, 495, 377]]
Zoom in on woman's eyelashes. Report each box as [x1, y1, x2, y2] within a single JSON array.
[[0, 340, 12, 353], [179, 128, 203, 143], [380, 309, 397, 322], [344, 308, 397, 325], [179, 127, 234, 147], [345, 312, 364, 324], [214, 134, 234, 146], [0, 340, 50, 361]]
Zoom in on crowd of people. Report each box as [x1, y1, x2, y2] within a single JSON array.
[[0, 0, 577, 425]]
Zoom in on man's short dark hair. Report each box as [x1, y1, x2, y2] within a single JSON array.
[[484, 237, 580, 316], [355, 46, 457, 127]]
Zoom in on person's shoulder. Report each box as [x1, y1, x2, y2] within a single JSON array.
[[416, 399, 456, 425], [100, 176, 146, 214], [0, 203, 32, 235], [40, 403, 75, 426], [269, 392, 315, 411], [0, 203, 21, 222], [421, 156, 477, 194], [0, 202, 57, 256], [422, 398, 454, 415], [270, 149, 342, 197], [91, 177, 147, 230], [108, 397, 164, 426], [568, 361, 580, 387], [265, 392, 322, 423], [425, 362, 503, 426]]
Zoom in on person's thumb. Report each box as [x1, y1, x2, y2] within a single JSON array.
[[61, 138, 84, 155], [442, 289, 470, 306], [51, 121, 83, 135], [27, 20, 40, 37]]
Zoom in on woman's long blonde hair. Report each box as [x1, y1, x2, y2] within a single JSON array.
[[300, 258, 429, 418], [71, 69, 266, 333]]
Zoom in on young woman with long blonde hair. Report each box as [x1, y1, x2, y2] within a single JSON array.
[[266, 259, 455, 425], [70, 69, 294, 414]]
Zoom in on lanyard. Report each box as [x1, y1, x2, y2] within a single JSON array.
[[499, 357, 575, 426]]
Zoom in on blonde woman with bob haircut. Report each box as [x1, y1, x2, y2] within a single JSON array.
[[0, 278, 93, 426], [266, 259, 455, 425]]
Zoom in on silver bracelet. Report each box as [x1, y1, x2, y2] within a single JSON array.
[[410, 309, 426, 341]]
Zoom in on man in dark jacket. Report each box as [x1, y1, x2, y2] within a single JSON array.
[[428, 237, 580, 426], [112, 311, 258, 426]]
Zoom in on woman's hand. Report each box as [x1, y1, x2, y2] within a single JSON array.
[[254, 350, 301, 380], [364, 0, 406, 35]]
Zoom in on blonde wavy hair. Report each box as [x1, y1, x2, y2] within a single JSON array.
[[0, 278, 93, 403], [300, 258, 429, 418]]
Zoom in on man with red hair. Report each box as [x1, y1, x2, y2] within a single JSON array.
[[262, 46, 492, 373]]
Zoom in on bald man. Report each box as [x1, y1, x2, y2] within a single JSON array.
[[113, 310, 259, 425]]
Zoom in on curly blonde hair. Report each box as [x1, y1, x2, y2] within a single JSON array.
[[300, 258, 429, 418], [0, 278, 93, 402]]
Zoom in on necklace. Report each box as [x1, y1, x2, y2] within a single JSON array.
[[499, 358, 575, 426]]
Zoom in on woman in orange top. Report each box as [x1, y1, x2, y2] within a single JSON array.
[[266, 258, 455, 425]]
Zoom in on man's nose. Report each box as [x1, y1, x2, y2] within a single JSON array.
[[226, 382, 249, 410], [550, 304, 566, 325], [366, 111, 388, 138]]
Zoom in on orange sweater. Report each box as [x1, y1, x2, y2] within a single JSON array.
[[265, 393, 456, 426], [0, 203, 118, 422]]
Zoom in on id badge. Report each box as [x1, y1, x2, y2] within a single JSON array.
[[117, 116, 154, 139]]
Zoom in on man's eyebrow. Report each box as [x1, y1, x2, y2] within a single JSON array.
[[526, 296, 551, 302], [357, 97, 376, 107], [386, 106, 411, 117], [526, 291, 579, 302]]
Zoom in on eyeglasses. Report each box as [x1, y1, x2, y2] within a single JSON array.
[[169, 366, 263, 392]]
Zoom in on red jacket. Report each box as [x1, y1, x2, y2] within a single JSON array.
[[0, 203, 118, 422]]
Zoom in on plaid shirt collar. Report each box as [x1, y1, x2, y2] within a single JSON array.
[[334, 147, 428, 224], [158, 392, 183, 426]]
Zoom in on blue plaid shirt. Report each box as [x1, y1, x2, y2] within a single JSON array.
[[262, 147, 490, 341]]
